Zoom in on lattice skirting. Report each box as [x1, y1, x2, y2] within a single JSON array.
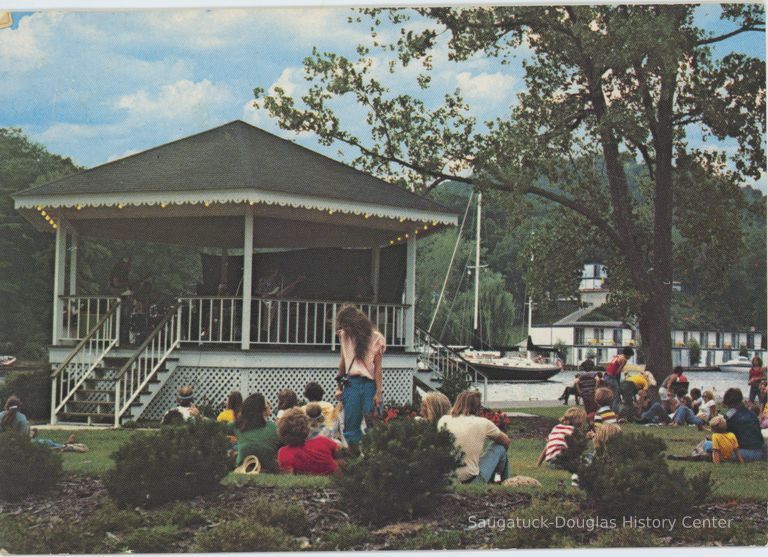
[[139, 367, 415, 421]]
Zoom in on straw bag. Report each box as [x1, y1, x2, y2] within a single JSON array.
[[233, 455, 261, 475]]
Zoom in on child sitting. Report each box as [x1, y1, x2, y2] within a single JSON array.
[[537, 407, 587, 469], [277, 407, 340, 475], [305, 402, 347, 447], [276, 389, 299, 420], [592, 388, 619, 425], [707, 415, 743, 464]]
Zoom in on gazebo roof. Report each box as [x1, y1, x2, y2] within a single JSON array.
[[14, 120, 451, 215], [14, 121, 457, 249]]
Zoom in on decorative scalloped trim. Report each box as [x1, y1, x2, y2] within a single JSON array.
[[15, 189, 456, 225]]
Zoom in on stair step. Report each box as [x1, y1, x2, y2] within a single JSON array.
[[59, 411, 114, 419], [68, 400, 115, 406], [77, 389, 115, 395]]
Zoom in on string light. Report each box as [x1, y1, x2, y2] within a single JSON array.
[[364, 213, 370, 219], [160, 202, 167, 208], [41, 210, 47, 217], [117, 203, 125, 209], [75, 204, 82, 211]]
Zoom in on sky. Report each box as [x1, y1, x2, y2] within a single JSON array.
[[0, 5, 764, 189]]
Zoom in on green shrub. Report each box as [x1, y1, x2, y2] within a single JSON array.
[[578, 432, 711, 519], [104, 420, 230, 508], [85, 500, 144, 532], [193, 520, 299, 552], [438, 368, 474, 403], [335, 417, 461, 525], [492, 498, 581, 549], [0, 517, 104, 554], [157, 501, 209, 528], [17, 342, 48, 361], [120, 525, 182, 553], [688, 339, 701, 366], [0, 432, 62, 500], [241, 498, 310, 536], [390, 529, 463, 550], [593, 527, 662, 547], [315, 525, 370, 550], [0, 368, 51, 420]]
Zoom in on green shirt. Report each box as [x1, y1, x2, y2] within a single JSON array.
[[228, 421, 282, 471]]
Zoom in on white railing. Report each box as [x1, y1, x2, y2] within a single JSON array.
[[414, 327, 488, 402], [177, 296, 408, 348], [114, 303, 181, 426], [178, 297, 242, 344], [59, 296, 121, 343], [50, 300, 121, 424]]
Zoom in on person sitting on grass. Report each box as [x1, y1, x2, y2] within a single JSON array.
[[276, 388, 299, 420], [670, 395, 706, 429], [216, 391, 243, 423], [636, 386, 671, 424], [419, 391, 451, 425], [302, 381, 334, 422], [722, 388, 765, 462], [0, 395, 29, 435], [305, 402, 346, 447], [277, 407, 340, 475], [161, 385, 201, 423], [437, 390, 511, 484], [708, 415, 744, 464], [229, 393, 282, 472], [592, 388, 619, 425], [689, 388, 703, 414], [696, 390, 717, 423], [537, 407, 588, 469]]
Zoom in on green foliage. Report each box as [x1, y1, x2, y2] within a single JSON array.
[[593, 527, 662, 547], [739, 343, 749, 357], [335, 417, 461, 525], [315, 525, 371, 551], [0, 367, 51, 420], [492, 498, 581, 549], [390, 529, 463, 550], [578, 432, 712, 519], [438, 367, 474, 404], [104, 421, 230, 508], [193, 520, 299, 552], [239, 498, 310, 537], [86, 500, 144, 532], [120, 525, 182, 553], [0, 517, 104, 554], [157, 502, 209, 528], [0, 432, 62, 500], [688, 339, 701, 366]]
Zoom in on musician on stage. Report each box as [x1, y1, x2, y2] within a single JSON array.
[[109, 256, 132, 296]]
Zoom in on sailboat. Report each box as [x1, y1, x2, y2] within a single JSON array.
[[429, 192, 563, 382]]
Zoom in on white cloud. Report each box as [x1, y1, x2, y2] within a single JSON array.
[[455, 71, 517, 104], [115, 79, 234, 120]]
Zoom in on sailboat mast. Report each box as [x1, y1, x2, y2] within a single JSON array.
[[473, 192, 482, 332]]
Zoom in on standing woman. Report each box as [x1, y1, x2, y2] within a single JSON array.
[[334, 305, 386, 444], [747, 356, 766, 404]]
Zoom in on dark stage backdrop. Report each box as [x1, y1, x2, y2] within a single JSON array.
[[199, 245, 406, 303]]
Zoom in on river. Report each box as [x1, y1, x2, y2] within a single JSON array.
[[483, 370, 754, 404]]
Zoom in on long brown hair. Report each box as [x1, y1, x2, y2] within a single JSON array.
[[227, 391, 243, 414], [236, 393, 268, 432], [420, 392, 451, 424], [1, 395, 21, 431], [335, 304, 374, 364], [276, 389, 298, 411], [450, 391, 482, 417]]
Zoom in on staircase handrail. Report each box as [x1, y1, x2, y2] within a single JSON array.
[[415, 327, 489, 401], [50, 300, 121, 379], [114, 302, 181, 425]]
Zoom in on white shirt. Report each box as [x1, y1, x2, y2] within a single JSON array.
[[437, 414, 502, 482]]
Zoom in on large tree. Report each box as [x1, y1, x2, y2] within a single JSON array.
[[255, 4, 765, 379]]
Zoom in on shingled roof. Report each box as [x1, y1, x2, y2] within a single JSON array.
[[14, 120, 453, 214]]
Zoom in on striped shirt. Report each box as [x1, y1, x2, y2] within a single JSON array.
[[544, 424, 574, 462], [593, 406, 618, 424], [576, 372, 599, 399]]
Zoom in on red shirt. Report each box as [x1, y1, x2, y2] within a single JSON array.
[[749, 367, 766, 385], [278, 436, 338, 475]]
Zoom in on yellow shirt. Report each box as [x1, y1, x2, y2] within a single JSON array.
[[626, 374, 649, 391], [712, 432, 739, 462], [216, 409, 235, 423]]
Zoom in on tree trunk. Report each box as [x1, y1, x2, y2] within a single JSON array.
[[638, 297, 673, 384]]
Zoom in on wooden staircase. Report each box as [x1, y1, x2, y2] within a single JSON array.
[[52, 302, 182, 426]]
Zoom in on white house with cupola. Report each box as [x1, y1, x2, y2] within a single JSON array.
[[13, 121, 458, 425], [530, 263, 765, 368]]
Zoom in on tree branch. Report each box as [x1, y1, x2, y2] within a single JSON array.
[[696, 24, 765, 46]]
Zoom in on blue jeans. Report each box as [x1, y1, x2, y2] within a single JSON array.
[[33, 438, 65, 449], [341, 376, 376, 444], [603, 375, 621, 412], [472, 442, 510, 483], [739, 448, 766, 462], [672, 406, 705, 426], [641, 402, 668, 424]]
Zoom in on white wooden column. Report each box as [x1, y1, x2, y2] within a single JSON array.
[[404, 236, 416, 351], [52, 222, 67, 345], [241, 210, 254, 350], [370, 245, 381, 303], [68, 226, 78, 296]]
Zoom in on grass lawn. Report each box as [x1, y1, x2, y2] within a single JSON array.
[[44, 410, 766, 501]]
